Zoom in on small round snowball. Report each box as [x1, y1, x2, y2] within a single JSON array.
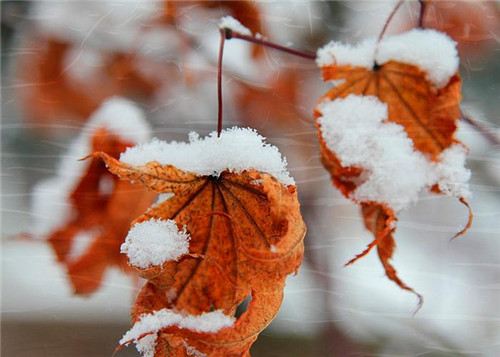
[[121, 219, 190, 269]]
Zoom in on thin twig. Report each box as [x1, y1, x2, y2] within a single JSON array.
[[418, 0, 427, 28], [224, 29, 316, 60], [373, 0, 404, 65], [217, 28, 226, 137]]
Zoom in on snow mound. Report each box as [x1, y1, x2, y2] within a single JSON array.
[[317, 94, 470, 212], [120, 127, 295, 185], [316, 29, 459, 89]]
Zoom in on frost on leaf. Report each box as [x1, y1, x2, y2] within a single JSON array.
[[92, 128, 306, 356], [315, 29, 472, 303], [31, 98, 156, 295]]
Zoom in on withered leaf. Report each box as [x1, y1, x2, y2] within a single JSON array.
[[93, 152, 305, 356], [315, 53, 470, 302], [48, 128, 155, 295]]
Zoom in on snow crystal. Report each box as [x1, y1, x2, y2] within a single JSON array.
[[120, 127, 295, 186], [316, 29, 459, 89], [121, 219, 190, 269], [120, 309, 235, 348], [219, 16, 252, 36], [317, 95, 470, 212], [31, 98, 151, 237]]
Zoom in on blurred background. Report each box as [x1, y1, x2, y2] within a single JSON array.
[[1, 1, 499, 356]]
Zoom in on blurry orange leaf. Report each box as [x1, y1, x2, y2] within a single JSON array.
[[48, 129, 155, 295], [422, 0, 500, 58], [237, 69, 302, 127], [17, 38, 160, 131], [92, 152, 305, 356]]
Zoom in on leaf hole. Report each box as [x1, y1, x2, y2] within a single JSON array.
[[234, 294, 252, 318]]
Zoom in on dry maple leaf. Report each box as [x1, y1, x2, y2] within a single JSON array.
[[31, 98, 155, 295], [314, 29, 472, 304], [47, 128, 156, 295], [91, 130, 305, 355]]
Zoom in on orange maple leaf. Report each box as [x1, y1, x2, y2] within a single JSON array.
[[314, 30, 472, 304], [91, 151, 305, 356], [47, 128, 156, 295]]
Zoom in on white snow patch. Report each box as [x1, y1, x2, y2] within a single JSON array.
[[154, 193, 174, 206], [316, 29, 459, 89], [120, 309, 235, 348], [317, 95, 470, 212], [31, 98, 151, 237], [31, 177, 73, 237], [98, 175, 115, 195], [85, 97, 151, 145], [121, 219, 190, 269], [135, 333, 157, 357], [67, 231, 96, 263], [120, 127, 295, 186], [435, 144, 471, 198], [64, 46, 105, 84], [219, 16, 252, 36]]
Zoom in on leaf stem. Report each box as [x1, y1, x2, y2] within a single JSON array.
[[217, 28, 226, 137], [418, 0, 427, 28], [223, 28, 316, 60], [373, 0, 404, 66]]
